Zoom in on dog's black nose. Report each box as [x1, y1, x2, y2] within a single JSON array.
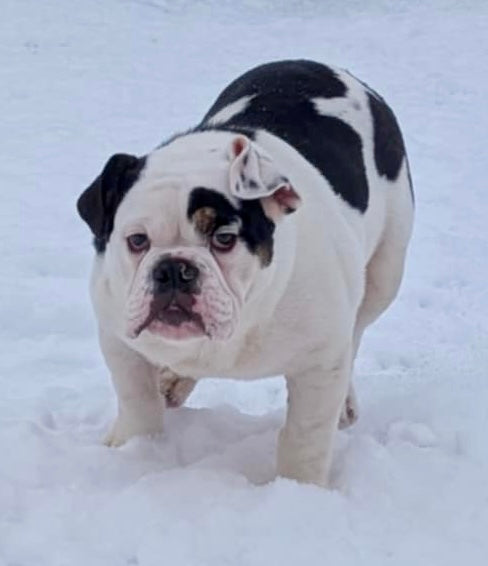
[[153, 258, 200, 293]]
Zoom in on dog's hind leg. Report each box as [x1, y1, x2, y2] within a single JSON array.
[[340, 165, 414, 429], [339, 383, 359, 429]]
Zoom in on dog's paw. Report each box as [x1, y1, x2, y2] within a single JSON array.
[[159, 369, 196, 408], [103, 420, 131, 447], [338, 387, 359, 429], [103, 415, 164, 447]]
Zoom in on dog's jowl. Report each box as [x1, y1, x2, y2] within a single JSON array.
[[78, 60, 414, 486]]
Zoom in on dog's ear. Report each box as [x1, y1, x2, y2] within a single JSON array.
[[228, 135, 301, 219], [77, 153, 145, 251]]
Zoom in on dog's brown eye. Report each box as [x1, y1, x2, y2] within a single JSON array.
[[211, 231, 237, 252], [127, 233, 150, 253]]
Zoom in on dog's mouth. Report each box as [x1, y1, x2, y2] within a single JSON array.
[[157, 305, 194, 326], [134, 292, 206, 340]]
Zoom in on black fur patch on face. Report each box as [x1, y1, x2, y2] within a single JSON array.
[[188, 187, 238, 230], [200, 59, 369, 213], [238, 199, 275, 266], [367, 91, 406, 181], [187, 187, 275, 266], [77, 153, 147, 253]]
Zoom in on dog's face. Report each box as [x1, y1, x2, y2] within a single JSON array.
[[78, 131, 301, 343]]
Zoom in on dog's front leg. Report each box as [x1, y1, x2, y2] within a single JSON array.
[[99, 329, 164, 447], [277, 349, 351, 486]]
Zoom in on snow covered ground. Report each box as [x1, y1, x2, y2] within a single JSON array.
[[1, 0, 487, 564]]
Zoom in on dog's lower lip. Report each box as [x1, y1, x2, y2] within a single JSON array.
[[158, 306, 192, 326], [132, 298, 206, 338]]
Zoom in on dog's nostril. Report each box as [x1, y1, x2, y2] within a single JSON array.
[[153, 261, 172, 285], [158, 270, 170, 284], [178, 261, 199, 283]]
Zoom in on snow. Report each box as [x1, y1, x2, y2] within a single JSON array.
[[1, 0, 487, 564]]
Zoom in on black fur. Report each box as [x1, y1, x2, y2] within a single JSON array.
[[238, 199, 276, 265], [77, 154, 146, 253], [367, 91, 406, 181], [188, 187, 275, 266], [202, 60, 346, 118]]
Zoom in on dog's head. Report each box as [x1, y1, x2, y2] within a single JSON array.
[[78, 131, 301, 343]]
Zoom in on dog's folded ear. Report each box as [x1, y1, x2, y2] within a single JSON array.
[[77, 153, 146, 252], [228, 135, 302, 219]]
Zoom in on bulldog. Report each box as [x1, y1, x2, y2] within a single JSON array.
[[77, 60, 414, 486]]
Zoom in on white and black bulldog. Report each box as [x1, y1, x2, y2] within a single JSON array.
[[78, 60, 414, 486]]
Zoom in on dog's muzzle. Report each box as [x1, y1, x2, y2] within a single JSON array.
[[126, 248, 240, 342], [149, 256, 203, 329]]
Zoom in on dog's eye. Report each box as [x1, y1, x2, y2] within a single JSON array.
[[127, 233, 150, 253], [211, 231, 237, 252]]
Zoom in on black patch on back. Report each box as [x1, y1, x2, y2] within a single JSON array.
[[203, 60, 346, 120], [188, 187, 275, 266], [200, 59, 369, 213], [367, 91, 406, 181], [77, 153, 147, 253]]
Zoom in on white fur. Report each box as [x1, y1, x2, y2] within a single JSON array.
[[90, 73, 414, 486], [205, 94, 255, 126]]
